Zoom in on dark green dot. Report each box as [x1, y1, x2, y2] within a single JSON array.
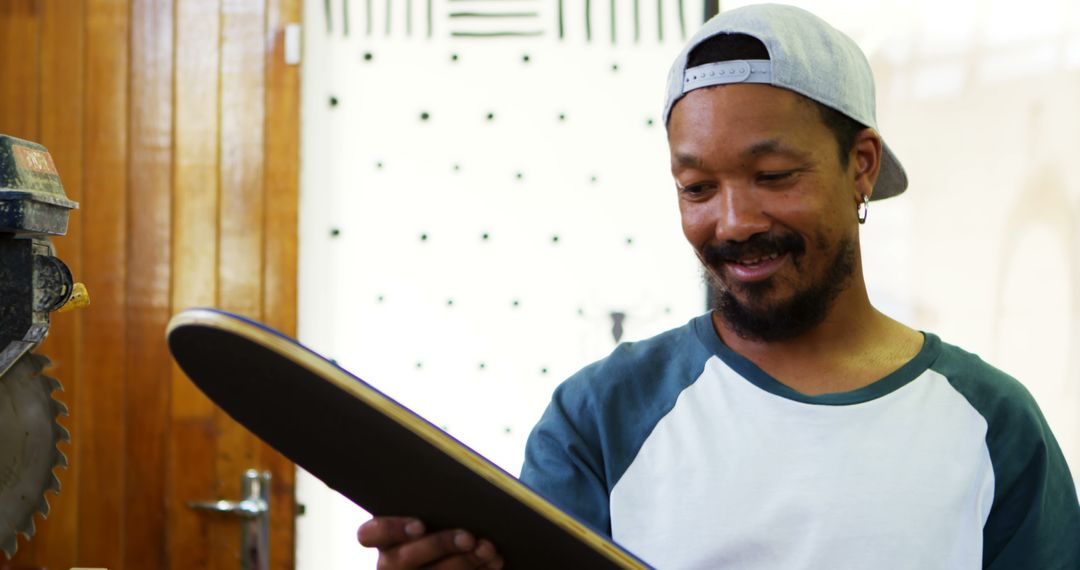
[[551, 235, 560, 243], [503, 426, 512, 434], [511, 299, 520, 308], [590, 175, 598, 184], [420, 233, 428, 241], [625, 237, 634, 246], [452, 163, 461, 172], [363, 52, 373, 61], [447, 298, 454, 306], [577, 307, 585, 316], [515, 172, 524, 180], [522, 54, 531, 63], [611, 63, 619, 72], [481, 232, 490, 240], [376, 161, 384, 169], [558, 113, 567, 122], [329, 96, 339, 107], [420, 111, 430, 121], [646, 118, 655, 127], [479, 362, 487, 370], [330, 228, 341, 237], [451, 53, 459, 62], [486, 112, 495, 121], [377, 295, 385, 303], [416, 361, 424, 369], [540, 367, 549, 375]]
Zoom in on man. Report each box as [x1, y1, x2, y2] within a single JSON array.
[[358, 4, 1080, 568]]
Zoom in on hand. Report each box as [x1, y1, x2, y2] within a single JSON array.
[[357, 516, 504, 569]]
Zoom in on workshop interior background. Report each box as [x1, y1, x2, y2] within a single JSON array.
[[0, 0, 1077, 568], [296, 0, 1080, 567]]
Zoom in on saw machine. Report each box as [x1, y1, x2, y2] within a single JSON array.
[[0, 134, 87, 558]]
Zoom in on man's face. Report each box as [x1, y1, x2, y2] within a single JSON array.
[[667, 84, 862, 341]]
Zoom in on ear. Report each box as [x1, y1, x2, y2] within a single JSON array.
[[849, 128, 883, 203]]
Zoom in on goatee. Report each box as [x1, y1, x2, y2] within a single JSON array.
[[705, 233, 857, 342]]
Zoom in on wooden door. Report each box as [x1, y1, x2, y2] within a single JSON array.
[[0, 1, 301, 568]]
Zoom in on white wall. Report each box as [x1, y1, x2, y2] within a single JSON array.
[[298, 1, 708, 567]]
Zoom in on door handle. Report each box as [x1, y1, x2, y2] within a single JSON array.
[[189, 469, 271, 570]]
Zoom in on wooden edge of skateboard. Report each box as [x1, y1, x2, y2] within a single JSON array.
[[166, 308, 647, 569]]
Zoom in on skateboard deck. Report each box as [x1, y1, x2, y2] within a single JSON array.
[[166, 308, 649, 569]]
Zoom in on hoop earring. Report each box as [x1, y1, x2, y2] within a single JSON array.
[[857, 195, 869, 224]]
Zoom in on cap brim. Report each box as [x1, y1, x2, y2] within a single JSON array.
[[873, 141, 908, 201]]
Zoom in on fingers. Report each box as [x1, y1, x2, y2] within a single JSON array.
[[358, 517, 503, 570], [358, 516, 426, 549]]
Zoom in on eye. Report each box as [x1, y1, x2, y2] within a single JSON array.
[[756, 170, 799, 185], [758, 171, 792, 182], [676, 182, 716, 198]]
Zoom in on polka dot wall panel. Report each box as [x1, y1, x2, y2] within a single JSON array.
[[301, 0, 708, 473]]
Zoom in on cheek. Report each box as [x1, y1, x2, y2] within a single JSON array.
[[678, 202, 713, 246]]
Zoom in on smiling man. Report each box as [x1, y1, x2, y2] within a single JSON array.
[[358, 4, 1080, 569]]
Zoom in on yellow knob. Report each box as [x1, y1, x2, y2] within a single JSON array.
[[58, 283, 90, 313]]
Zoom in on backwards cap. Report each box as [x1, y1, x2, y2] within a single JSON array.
[[663, 3, 907, 200]]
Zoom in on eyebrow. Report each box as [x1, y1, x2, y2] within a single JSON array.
[[745, 139, 812, 161]]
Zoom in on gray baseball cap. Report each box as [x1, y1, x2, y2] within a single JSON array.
[[663, 3, 908, 200]]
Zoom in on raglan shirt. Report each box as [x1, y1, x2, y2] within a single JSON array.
[[520, 314, 1080, 569]]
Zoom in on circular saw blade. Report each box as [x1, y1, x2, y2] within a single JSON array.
[[0, 352, 69, 559]]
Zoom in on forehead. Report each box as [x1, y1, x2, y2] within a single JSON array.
[[667, 84, 827, 162]]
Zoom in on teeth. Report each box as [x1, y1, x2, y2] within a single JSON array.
[[735, 252, 781, 265]]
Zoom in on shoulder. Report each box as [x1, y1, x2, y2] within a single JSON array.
[[927, 335, 1043, 431], [552, 314, 715, 416]]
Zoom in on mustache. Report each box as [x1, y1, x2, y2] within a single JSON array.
[[702, 231, 806, 268]]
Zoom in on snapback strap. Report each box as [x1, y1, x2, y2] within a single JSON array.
[[682, 59, 772, 93]]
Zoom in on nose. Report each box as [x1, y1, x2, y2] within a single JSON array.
[[713, 184, 770, 243]]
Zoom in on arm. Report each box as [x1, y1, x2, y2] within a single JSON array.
[[982, 411, 1080, 569]]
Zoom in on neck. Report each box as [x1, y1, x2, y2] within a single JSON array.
[[712, 270, 922, 395]]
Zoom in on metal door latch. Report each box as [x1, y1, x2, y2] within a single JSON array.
[[189, 469, 271, 570]]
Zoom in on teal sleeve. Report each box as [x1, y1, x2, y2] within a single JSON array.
[[981, 392, 1080, 569], [934, 346, 1080, 569], [520, 374, 613, 536]]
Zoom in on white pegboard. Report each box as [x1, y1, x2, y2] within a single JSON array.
[[297, 1, 707, 568]]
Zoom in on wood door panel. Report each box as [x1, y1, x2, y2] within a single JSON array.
[[1, 1, 301, 568]]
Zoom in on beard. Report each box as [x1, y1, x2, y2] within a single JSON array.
[[703, 231, 857, 342]]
